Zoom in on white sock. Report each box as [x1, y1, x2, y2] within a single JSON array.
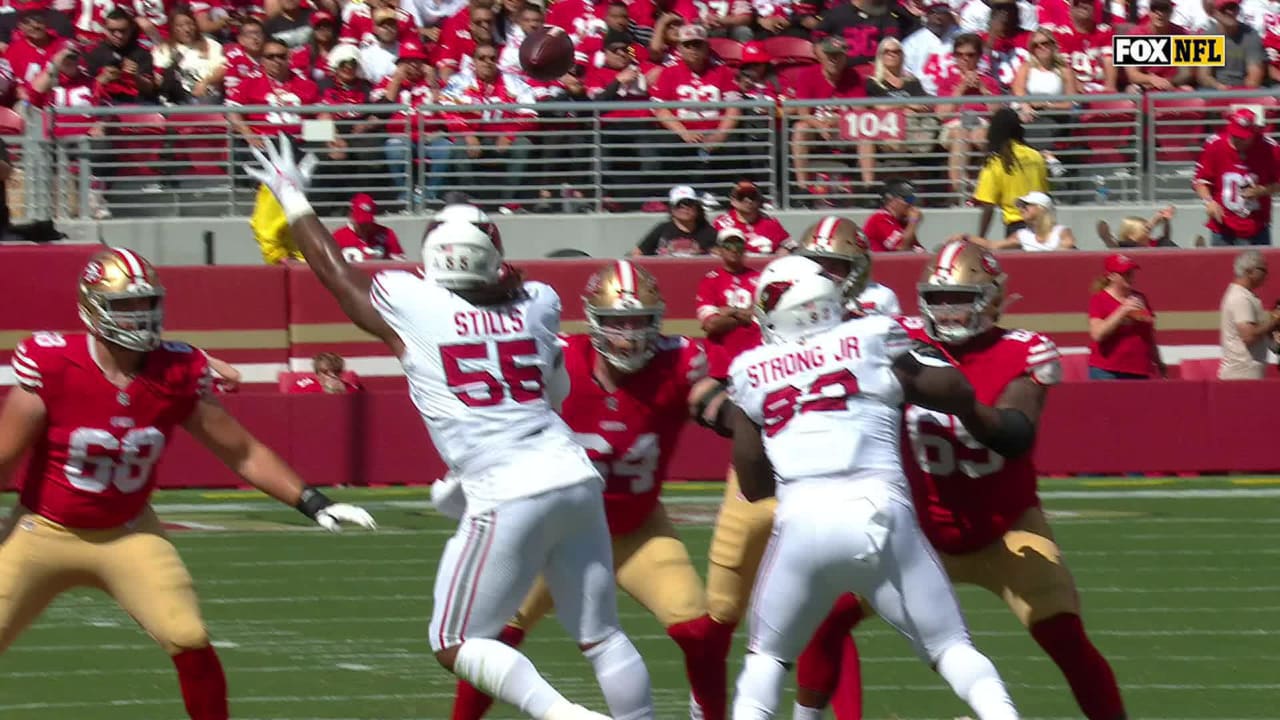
[[732, 653, 787, 720], [792, 701, 824, 720], [453, 638, 568, 719], [583, 631, 654, 720], [934, 643, 1019, 720]]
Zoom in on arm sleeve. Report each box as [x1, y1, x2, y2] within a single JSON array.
[[1024, 333, 1063, 386], [524, 282, 571, 408]]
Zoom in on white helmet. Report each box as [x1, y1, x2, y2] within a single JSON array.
[[423, 203, 502, 252], [754, 255, 844, 344], [423, 221, 503, 289]]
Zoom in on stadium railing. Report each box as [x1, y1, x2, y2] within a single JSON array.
[[13, 89, 1276, 218]]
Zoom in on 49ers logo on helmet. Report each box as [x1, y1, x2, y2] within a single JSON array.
[[979, 251, 1001, 276], [82, 260, 105, 284]]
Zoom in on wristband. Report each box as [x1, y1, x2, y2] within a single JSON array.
[[277, 182, 316, 224], [295, 485, 334, 520]]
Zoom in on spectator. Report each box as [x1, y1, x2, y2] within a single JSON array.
[[633, 185, 718, 255], [981, 0, 1031, 91], [28, 43, 111, 219], [317, 44, 380, 189], [1087, 253, 1166, 380], [866, 37, 934, 157], [789, 36, 875, 197], [957, 0, 1037, 33], [752, 0, 816, 38], [584, 29, 656, 210], [1198, 0, 1265, 90], [816, 0, 920, 69], [1124, 0, 1195, 91], [646, 12, 686, 75], [360, 8, 407, 84], [973, 106, 1049, 237], [1011, 28, 1080, 137], [1097, 206, 1189, 247], [649, 24, 741, 189], [1193, 108, 1278, 246], [342, 0, 419, 46], [576, 2, 644, 69], [228, 37, 320, 148], [498, 3, 543, 75], [904, 1, 961, 95], [402, 0, 469, 33], [374, 40, 447, 207], [1056, 0, 1117, 93], [437, 4, 497, 84], [153, 8, 226, 105], [863, 179, 922, 251], [74, 0, 165, 46], [437, 42, 537, 210], [85, 9, 158, 105], [493, 0, 525, 45], [971, 191, 1076, 250], [264, 0, 315, 47], [1219, 249, 1280, 379], [290, 11, 339, 83], [334, 193, 406, 261], [288, 352, 364, 393], [222, 19, 265, 98], [5, 9, 70, 104], [698, 0, 754, 41], [696, 227, 762, 361], [712, 180, 789, 255], [937, 33, 1000, 199]]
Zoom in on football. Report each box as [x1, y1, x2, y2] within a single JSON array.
[[519, 26, 576, 81]]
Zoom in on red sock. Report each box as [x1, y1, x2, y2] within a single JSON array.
[[667, 615, 728, 720], [451, 625, 526, 720], [171, 646, 228, 720], [795, 593, 864, 720], [1030, 613, 1126, 720]]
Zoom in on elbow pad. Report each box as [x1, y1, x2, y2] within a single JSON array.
[[985, 407, 1036, 459], [693, 380, 734, 438]]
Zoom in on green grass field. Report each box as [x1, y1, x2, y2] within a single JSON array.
[[1, 477, 1278, 720]]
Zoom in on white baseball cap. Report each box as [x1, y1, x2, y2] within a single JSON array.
[[1016, 191, 1054, 210], [669, 185, 698, 206]]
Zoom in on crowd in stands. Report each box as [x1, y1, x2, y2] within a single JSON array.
[[2, 0, 1279, 215]]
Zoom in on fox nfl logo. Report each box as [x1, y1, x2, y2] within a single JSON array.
[[1112, 35, 1225, 67]]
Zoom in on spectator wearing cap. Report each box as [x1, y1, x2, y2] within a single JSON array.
[[789, 35, 876, 198], [735, 40, 775, 99], [650, 24, 742, 188], [712, 181, 789, 255], [320, 44, 376, 132], [436, 3, 497, 84], [5, 8, 72, 104], [360, 8, 411, 83], [1193, 108, 1279, 246], [1124, 0, 1196, 91], [289, 11, 339, 83], [576, 3, 646, 70], [1056, 0, 1118, 94], [584, 28, 657, 210], [1198, 0, 1265, 90], [816, 0, 919, 69], [938, 33, 1001, 199], [343, 0, 420, 47], [334, 193, 406, 261], [1219, 250, 1280, 379], [85, 9, 158, 105], [956, 0, 1037, 33], [973, 106, 1049, 236], [970, 191, 1076, 251], [904, 1, 960, 95], [980, 0, 1031, 92], [1088, 254, 1166, 380], [633, 185, 718, 255], [696, 227, 763, 361], [647, 13, 688, 76], [264, 0, 316, 47], [376, 39, 449, 207], [863, 179, 922, 251], [154, 8, 226, 104]]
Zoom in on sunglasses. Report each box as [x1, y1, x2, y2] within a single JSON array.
[[262, 52, 288, 60], [674, 199, 700, 208], [733, 193, 762, 202], [475, 54, 498, 61], [882, 48, 902, 55]]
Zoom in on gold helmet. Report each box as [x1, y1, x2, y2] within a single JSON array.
[[77, 248, 166, 351], [583, 260, 665, 373], [793, 216, 871, 309], [918, 239, 1006, 344]]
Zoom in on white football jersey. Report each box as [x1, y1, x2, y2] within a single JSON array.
[[371, 272, 598, 513], [728, 314, 920, 497]]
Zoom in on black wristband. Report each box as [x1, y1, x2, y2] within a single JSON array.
[[295, 486, 334, 520]]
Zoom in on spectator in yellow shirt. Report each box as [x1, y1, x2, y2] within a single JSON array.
[[973, 107, 1049, 239]]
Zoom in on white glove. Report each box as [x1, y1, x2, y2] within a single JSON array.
[[244, 132, 320, 223], [314, 503, 378, 533], [430, 474, 467, 520]]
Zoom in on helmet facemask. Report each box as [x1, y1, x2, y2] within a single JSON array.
[[587, 305, 664, 373], [918, 285, 998, 344], [81, 288, 166, 351]]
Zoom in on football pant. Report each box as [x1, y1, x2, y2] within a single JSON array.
[[0, 505, 209, 655], [706, 468, 777, 626]]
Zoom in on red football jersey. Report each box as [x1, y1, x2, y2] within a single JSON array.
[[787, 64, 867, 118], [545, 0, 608, 41], [28, 74, 98, 137], [711, 210, 790, 255], [863, 208, 908, 252], [899, 320, 1062, 555], [695, 267, 762, 362], [1056, 24, 1114, 90], [11, 332, 211, 530], [222, 43, 264, 96], [6, 34, 69, 90], [334, 224, 405, 260], [371, 75, 437, 138], [936, 69, 1002, 114], [227, 71, 320, 136], [1194, 133, 1280, 237], [978, 30, 1030, 90], [1128, 19, 1190, 80], [649, 60, 741, 132], [340, 5, 417, 47], [320, 78, 373, 119], [560, 333, 725, 535]]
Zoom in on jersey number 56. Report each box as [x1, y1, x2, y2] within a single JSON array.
[[440, 339, 545, 407]]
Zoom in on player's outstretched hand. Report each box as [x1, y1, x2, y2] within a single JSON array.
[[314, 503, 378, 533], [245, 132, 320, 202]]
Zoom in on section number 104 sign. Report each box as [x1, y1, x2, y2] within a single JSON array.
[[840, 108, 906, 142]]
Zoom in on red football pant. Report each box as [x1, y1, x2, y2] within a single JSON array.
[[172, 646, 228, 720], [795, 593, 863, 720], [1031, 613, 1126, 720]]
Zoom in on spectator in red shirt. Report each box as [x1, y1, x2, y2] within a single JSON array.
[[84, 9, 158, 105], [290, 11, 339, 84], [1194, 108, 1279, 246], [696, 227, 763, 361], [1087, 253, 1166, 380], [5, 9, 70, 103], [318, 43, 381, 189], [436, 3, 497, 84], [375, 39, 448, 206], [1056, 0, 1117, 93], [28, 41, 112, 218], [585, 28, 656, 209], [863, 178, 923, 251], [980, 0, 1030, 91], [222, 19, 265, 97], [1123, 0, 1195, 91], [334, 193, 406, 260], [228, 36, 320, 147], [341, 0, 418, 47], [649, 23, 742, 189], [938, 32, 1000, 197], [788, 35, 875, 197], [712, 180, 790, 254], [287, 352, 364, 393]]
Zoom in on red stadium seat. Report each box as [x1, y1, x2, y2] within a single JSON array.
[[113, 111, 167, 178], [1149, 95, 1206, 164], [0, 107, 25, 135], [1177, 358, 1220, 381], [170, 113, 230, 177], [1059, 353, 1092, 382], [1077, 98, 1139, 166], [764, 36, 815, 66], [708, 37, 743, 67]]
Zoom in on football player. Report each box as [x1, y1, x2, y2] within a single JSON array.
[[0, 247, 376, 720], [815, 240, 1127, 720], [723, 255, 1020, 720], [449, 260, 735, 720], [789, 216, 900, 317], [247, 136, 653, 720]]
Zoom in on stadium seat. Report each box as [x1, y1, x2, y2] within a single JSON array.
[[1149, 95, 1206, 164], [0, 107, 25, 135], [113, 112, 167, 178], [170, 113, 230, 177], [1177, 358, 1220, 381], [763, 36, 815, 66], [1077, 98, 1139, 166], [1059, 353, 1091, 382], [708, 37, 743, 67]]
